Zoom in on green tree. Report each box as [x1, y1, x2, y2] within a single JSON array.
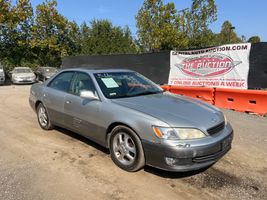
[[30, 0, 77, 67], [0, 0, 33, 69], [218, 20, 242, 44], [188, 29, 218, 48], [188, 0, 217, 32], [186, 0, 217, 48], [0, 0, 138, 69], [136, 0, 188, 51], [79, 19, 137, 55], [0, 0, 12, 25], [78, 22, 90, 54], [247, 36, 261, 43], [64, 21, 81, 56]]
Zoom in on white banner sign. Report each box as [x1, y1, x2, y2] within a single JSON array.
[[168, 43, 251, 89]]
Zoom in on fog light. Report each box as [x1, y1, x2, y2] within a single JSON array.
[[165, 157, 192, 166], [165, 157, 177, 166]]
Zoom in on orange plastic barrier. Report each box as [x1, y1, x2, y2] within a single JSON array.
[[214, 88, 267, 116], [168, 86, 215, 104], [161, 85, 171, 91], [161, 85, 267, 116]]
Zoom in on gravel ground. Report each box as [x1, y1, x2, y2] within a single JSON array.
[[0, 85, 266, 200]]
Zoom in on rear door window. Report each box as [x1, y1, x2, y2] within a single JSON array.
[[48, 71, 75, 93]]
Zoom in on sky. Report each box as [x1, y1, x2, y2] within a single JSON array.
[[19, 0, 267, 41]]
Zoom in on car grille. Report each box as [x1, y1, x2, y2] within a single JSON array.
[[207, 122, 225, 135]]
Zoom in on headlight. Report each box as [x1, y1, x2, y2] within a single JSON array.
[[152, 126, 206, 140], [153, 127, 178, 140], [174, 128, 206, 140], [30, 74, 35, 78]]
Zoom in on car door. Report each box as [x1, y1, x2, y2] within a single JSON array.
[[43, 71, 75, 126], [64, 72, 104, 144]]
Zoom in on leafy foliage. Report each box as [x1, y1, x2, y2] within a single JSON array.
[[0, 0, 34, 70], [30, 0, 79, 67], [79, 20, 137, 55], [247, 36, 261, 43], [136, 0, 188, 51], [217, 20, 242, 45], [136, 0, 258, 50], [0, 0, 137, 70], [186, 0, 218, 48]]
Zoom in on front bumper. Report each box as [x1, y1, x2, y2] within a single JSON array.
[[12, 78, 36, 84], [142, 124, 233, 172]]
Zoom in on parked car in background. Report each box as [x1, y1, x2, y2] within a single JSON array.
[[0, 65, 5, 85], [35, 66, 58, 82], [11, 67, 36, 84], [29, 68, 233, 172]]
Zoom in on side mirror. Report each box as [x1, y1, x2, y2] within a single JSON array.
[[80, 90, 99, 100]]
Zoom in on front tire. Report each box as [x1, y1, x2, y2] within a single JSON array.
[[109, 125, 145, 172], [37, 103, 54, 130]]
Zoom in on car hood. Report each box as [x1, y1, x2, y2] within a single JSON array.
[[13, 73, 34, 77], [112, 92, 224, 131], [43, 72, 56, 77]]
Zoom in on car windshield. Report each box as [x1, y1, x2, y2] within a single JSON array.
[[44, 67, 57, 73], [14, 68, 32, 73], [94, 72, 163, 99]]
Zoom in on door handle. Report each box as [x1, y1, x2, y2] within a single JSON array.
[[65, 100, 71, 104]]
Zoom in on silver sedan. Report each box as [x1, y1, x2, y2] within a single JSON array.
[[29, 68, 233, 172], [11, 67, 36, 84]]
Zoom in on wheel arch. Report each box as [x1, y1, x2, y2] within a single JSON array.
[[106, 122, 140, 148], [35, 100, 42, 111]]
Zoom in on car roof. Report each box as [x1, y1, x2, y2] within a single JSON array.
[[39, 66, 56, 68], [61, 67, 134, 74], [14, 67, 31, 69]]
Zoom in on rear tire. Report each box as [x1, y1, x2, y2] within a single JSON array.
[[37, 103, 54, 130], [109, 125, 145, 172]]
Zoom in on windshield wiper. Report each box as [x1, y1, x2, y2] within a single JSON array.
[[128, 90, 163, 97]]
